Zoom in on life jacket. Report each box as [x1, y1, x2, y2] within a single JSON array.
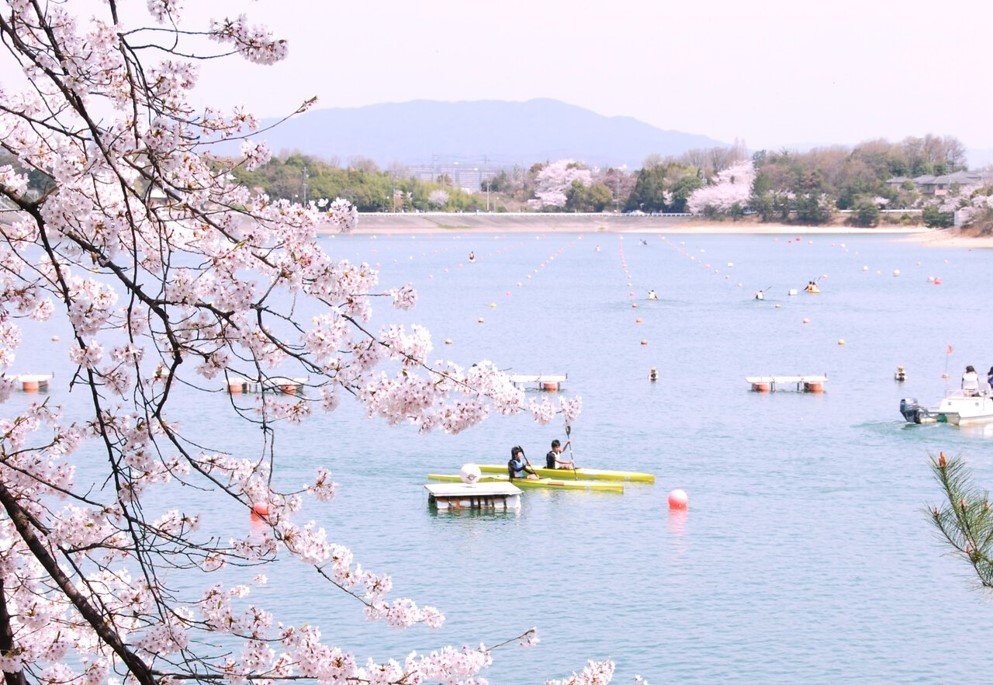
[[546, 450, 557, 469]]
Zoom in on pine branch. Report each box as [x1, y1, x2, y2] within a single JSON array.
[[929, 452, 993, 587]]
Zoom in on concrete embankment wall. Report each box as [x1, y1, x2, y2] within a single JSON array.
[[354, 212, 693, 232]]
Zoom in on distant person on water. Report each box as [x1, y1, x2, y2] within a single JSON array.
[[546, 439, 576, 470], [508, 446, 537, 480], [647, 289, 659, 300], [468, 251, 476, 263], [962, 365, 980, 396], [987, 366, 993, 394]]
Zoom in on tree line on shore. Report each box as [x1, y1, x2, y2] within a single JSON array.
[[5, 134, 991, 233]]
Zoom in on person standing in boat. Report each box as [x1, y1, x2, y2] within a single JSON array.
[[986, 366, 993, 395], [545, 439, 576, 470], [962, 365, 980, 397], [508, 446, 537, 480]]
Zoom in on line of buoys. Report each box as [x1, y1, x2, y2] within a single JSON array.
[[617, 236, 652, 348]]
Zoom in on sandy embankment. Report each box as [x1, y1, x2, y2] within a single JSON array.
[[343, 212, 932, 237], [900, 226, 993, 249]]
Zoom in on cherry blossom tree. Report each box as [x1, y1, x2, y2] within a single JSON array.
[[528, 160, 592, 210], [428, 189, 449, 208], [686, 161, 755, 217], [0, 2, 600, 683]]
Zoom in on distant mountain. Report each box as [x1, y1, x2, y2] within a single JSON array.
[[235, 99, 725, 169]]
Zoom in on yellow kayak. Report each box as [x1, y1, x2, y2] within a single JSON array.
[[476, 464, 654, 484], [427, 473, 623, 493]]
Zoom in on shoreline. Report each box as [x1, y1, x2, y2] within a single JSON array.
[[341, 212, 932, 237]]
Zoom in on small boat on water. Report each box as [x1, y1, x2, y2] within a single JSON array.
[[427, 473, 623, 493], [900, 395, 993, 426], [476, 464, 654, 483]]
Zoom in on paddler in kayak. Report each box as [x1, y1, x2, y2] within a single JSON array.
[[508, 446, 538, 480], [545, 439, 576, 470]]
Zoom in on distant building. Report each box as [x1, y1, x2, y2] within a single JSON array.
[[406, 163, 498, 192], [891, 170, 993, 197]]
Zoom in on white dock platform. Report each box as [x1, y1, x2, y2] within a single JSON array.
[[227, 375, 308, 394], [746, 375, 827, 393], [9, 374, 53, 392], [424, 482, 522, 511], [509, 374, 567, 391]]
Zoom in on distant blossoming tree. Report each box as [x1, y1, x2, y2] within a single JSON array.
[[0, 2, 600, 683], [428, 189, 450, 208], [529, 160, 593, 209], [687, 161, 755, 217]]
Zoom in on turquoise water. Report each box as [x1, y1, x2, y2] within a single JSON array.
[[9, 231, 993, 682]]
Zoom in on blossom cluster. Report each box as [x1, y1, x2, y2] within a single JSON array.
[[545, 659, 617, 685]]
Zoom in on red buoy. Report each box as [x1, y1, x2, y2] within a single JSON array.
[[250, 503, 269, 522], [667, 489, 689, 510]]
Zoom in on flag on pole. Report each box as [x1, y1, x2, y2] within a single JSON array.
[[947, 344, 954, 355]]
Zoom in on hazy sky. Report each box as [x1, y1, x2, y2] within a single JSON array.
[[5, 0, 993, 151]]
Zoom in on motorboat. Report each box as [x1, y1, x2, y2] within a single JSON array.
[[900, 394, 993, 426]]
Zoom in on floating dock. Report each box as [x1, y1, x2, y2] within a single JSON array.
[[424, 482, 521, 511], [746, 375, 827, 393], [509, 374, 567, 391], [227, 375, 308, 394], [10, 374, 53, 392]]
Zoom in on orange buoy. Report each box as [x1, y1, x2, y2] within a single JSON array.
[[667, 489, 689, 510]]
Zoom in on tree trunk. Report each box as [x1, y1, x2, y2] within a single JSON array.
[[0, 579, 28, 685]]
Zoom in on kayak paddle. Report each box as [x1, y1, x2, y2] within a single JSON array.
[[565, 424, 578, 480]]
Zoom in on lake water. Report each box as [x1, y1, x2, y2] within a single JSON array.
[[8, 230, 993, 683]]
